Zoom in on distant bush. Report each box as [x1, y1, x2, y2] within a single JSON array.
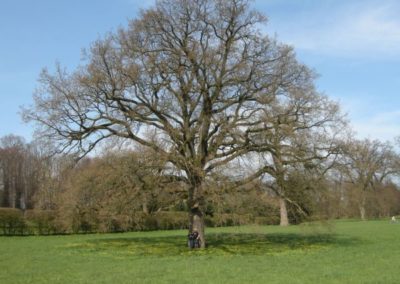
[[24, 210, 62, 235], [0, 208, 282, 235], [153, 211, 188, 230], [0, 208, 26, 235], [254, 216, 280, 225], [206, 213, 254, 227], [71, 209, 99, 234], [102, 214, 132, 233]]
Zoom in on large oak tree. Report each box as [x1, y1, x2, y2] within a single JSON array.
[[25, 0, 319, 247]]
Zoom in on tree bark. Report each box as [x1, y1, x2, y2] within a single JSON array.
[[10, 177, 16, 208], [359, 206, 366, 220], [189, 207, 205, 248], [142, 195, 149, 214], [359, 193, 366, 220], [2, 181, 9, 207], [279, 196, 289, 226], [188, 179, 206, 248]]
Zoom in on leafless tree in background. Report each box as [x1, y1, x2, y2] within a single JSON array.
[[0, 135, 47, 210], [255, 88, 346, 225], [0, 135, 25, 208], [339, 138, 399, 220]]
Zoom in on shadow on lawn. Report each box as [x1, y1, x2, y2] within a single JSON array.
[[69, 232, 360, 256]]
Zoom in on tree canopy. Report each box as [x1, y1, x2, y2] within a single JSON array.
[[24, 0, 345, 246]]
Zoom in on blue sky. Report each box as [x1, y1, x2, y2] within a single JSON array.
[[1, 0, 399, 142]]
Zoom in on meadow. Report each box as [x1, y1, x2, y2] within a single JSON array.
[[1, 220, 400, 283]]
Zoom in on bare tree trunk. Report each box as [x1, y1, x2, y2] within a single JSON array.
[[2, 180, 9, 207], [142, 195, 149, 214], [189, 207, 205, 248], [272, 155, 289, 227], [142, 203, 148, 214], [188, 180, 206, 248], [10, 177, 16, 208], [360, 193, 366, 220], [359, 206, 366, 220], [279, 196, 289, 226], [20, 195, 26, 211]]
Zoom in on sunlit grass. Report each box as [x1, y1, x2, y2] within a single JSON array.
[[66, 231, 350, 257], [1, 220, 400, 283]]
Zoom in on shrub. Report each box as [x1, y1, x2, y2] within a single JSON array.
[[254, 216, 280, 225], [132, 211, 188, 231], [207, 213, 254, 227], [97, 214, 133, 233], [154, 211, 188, 230], [24, 210, 60, 235], [0, 208, 26, 235]]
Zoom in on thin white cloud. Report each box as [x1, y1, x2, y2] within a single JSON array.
[[324, 92, 400, 141], [351, 110, 400, 141], [265, 1, 400, 58], [126, 0, 154, 8]]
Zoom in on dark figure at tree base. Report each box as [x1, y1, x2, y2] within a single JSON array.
[[188, 230, 201, 249]]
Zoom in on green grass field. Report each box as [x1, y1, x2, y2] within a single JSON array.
[[1, 220, 400, 283]]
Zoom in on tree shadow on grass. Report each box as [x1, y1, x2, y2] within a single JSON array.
[[66, 232, 360, 257]]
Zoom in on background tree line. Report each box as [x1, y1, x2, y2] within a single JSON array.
[[1, 133, 399, 235]]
